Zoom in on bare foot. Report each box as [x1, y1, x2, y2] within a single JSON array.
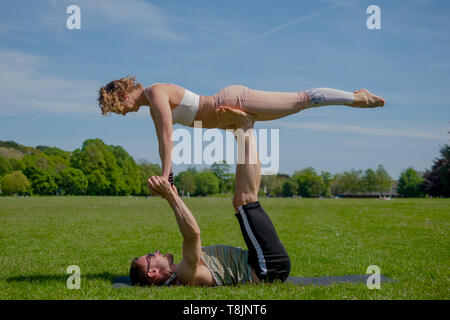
[[216, 106, 256, 130], [351, 89, 385, 108]]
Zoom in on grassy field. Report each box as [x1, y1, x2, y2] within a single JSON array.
[[0, 196, 448, 300]]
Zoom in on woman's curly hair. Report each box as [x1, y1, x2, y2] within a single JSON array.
[[98, 76, 142, 115]]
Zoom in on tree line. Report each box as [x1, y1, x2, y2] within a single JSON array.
[[0, 139, 448, 198]]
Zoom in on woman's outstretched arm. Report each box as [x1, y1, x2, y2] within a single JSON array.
[[148, 88, 173, 181]]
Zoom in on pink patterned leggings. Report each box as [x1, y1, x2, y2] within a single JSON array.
[[213, 85, 311, 120]]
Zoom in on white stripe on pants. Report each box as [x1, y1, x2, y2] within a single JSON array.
[[238, 205, 268, 275]]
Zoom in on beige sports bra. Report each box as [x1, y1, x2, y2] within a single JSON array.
[[144, 83, 200, 126]]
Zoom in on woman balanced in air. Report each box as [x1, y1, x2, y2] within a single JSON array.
[[98, 77, 385, 182]]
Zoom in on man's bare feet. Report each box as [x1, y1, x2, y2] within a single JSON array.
[[351, 89, 385, 108]]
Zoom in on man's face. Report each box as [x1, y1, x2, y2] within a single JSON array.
[[137, 250, 175, 285]]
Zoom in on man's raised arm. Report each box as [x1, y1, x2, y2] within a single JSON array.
[[147, 177, 201, 269]]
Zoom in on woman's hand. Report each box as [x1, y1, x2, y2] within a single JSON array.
[[147, 176, 178, 199]]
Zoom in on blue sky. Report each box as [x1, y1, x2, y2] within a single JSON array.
[[0, 0, 449, 178]]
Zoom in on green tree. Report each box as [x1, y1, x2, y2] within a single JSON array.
[[375, 165, 393, 195], [397, 167, 424, 197], [87, 169, 111, 195], [320, 171, 333, 197], [37, 145, 70, 160], [8, 158, 24, 171], [38, 146, 71, 173], [22, 153, 55, 172], [423, 144, 450, 197], [175, 171, 196, 196], [211, 161, 231, 193], [260, 174, 289, 197], [0, 156, 12, 177], [187, 167, 198, 175], [331, 169, 363, 195], [70, 139, 124, 195], [58, 168, 88, 195], [137, 160, 161, 195], [1, 171, 31, 195], [282, 179, 296, 197], [193, 171, 219, 196], [21, 152, 60, 195], [0, 140, 39, 155], [330, 172, 344, 196], [222, 172, 235, 194], [293, 167, 323, 197], [361, 168, 378, 193], [23, 165, 57, 195], [109, 145, 141, 195], [0, 146, 23, 160]]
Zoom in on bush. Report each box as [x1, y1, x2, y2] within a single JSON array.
[[1, 171, 31, 195]]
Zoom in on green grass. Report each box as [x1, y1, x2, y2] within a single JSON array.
[[0, 196, 449, 300]]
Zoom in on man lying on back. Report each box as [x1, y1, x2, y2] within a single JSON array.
[[129, 117, 290, 286]]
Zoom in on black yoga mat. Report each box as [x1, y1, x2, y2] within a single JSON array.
[[285, 274, 395, 286], [113, 275, 395, 288]]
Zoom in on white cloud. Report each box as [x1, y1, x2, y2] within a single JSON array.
[[0, 50, 100, 115], [271, 121, 448, 140]]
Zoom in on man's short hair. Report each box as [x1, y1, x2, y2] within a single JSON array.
[[130, 257, 149, 286]]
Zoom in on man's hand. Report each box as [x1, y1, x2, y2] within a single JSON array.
[[147, 176, 178, 199]]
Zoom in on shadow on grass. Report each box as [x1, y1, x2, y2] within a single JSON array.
[[6, 272, 123, 284]]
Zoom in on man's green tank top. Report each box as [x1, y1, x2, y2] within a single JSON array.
[[200, 245, 252, 286]]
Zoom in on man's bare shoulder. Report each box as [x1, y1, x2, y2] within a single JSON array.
[[177, 259, 216, 286]]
